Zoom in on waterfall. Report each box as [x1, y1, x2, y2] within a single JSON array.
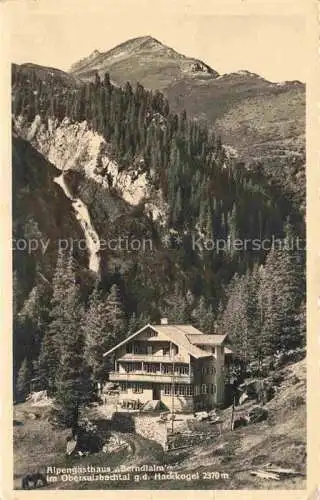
[[54, 173, 101, 273]]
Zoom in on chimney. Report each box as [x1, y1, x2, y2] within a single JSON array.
[[160, 318, 168, 325]]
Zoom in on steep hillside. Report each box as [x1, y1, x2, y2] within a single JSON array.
[[11, 60, 306, 401], [12, 133, 88, 292], [13, 358, 306, 490], [157, 359, 307, 490]]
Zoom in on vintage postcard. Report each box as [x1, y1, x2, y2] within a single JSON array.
[[0, 0, 319, 497]]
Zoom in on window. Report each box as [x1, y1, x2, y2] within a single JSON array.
[[132, 383, 143, 394], [126, 343, 133, 353], [175, 365, 189, 375], [145, 363, 158, 373], [163, 384, 171, 395], [163, 364, 173, 374], [146, 329, 157, 337], [120, 383, 128, 393], [178, 385, 192, 396], [126, 362, 141, 372], [162, 384, 192, 396], [163, 346, 170, 356], [201, 384, 208, 394], [133, 343, 147, 354]]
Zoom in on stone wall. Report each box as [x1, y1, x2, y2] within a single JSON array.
[[160, 394, 193, 412], [133, 414, 168, 449]]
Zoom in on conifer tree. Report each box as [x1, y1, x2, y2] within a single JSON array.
[[162, 285, 189, 324], [17, 280, 51, 352], [13, 270, 22, 317], [39, 248, 76, 392], [297, 301, 306, 347], [245, 267, 264, 363], [258, 239, 304, 355], [38, 327, 59, 395], [128, 311, 151, 335], [52, 286, 93, 428], [192, 295, 217, 334], [192, 296, 207, 329], [104, 284, 126, 341], [16, 357, 32, 399], [201, 304, 216, 334], [220, 273, 250, 367], [83, 286, 116, 386]]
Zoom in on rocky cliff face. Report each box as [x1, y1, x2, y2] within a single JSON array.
[[13, 115, 167, 220], [12, 135, 89, 306], [13, 115, 168, 276]]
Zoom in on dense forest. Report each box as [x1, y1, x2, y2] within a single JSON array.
[[12, 64, 305, 422]]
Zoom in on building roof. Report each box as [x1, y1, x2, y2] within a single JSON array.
[[225, 346, 234, 355], [103, 324, 229, 359], [172, 325, 204, 335], [187, 334, 228, 346], [154, 325, 209, 359]]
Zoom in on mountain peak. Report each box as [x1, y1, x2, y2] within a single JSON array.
[[131, 35, 161, 44], [103, 35, 165, 56], [90, 49, 101, 58], [70, 35, 219, 83], [69, 49, 102, 73]]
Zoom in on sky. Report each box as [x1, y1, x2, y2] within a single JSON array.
[[3, 0, 307, 82]]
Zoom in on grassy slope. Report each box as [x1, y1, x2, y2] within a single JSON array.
[[160, 359, 307, 490], [13, 359, 306, 490]]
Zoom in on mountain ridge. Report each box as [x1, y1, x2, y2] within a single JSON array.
[[69, 35, 304, 87], [70, 35, 217, 73], [68, 35, 305, 170]]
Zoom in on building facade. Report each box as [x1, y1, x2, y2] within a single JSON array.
[[103, 321, 231, 412]]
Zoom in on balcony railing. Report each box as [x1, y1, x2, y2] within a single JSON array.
[[117, 353, 186, 363], [109, 371, 193, 384]]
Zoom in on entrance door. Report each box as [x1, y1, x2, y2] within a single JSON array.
[[152, 384, 161, 400]]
